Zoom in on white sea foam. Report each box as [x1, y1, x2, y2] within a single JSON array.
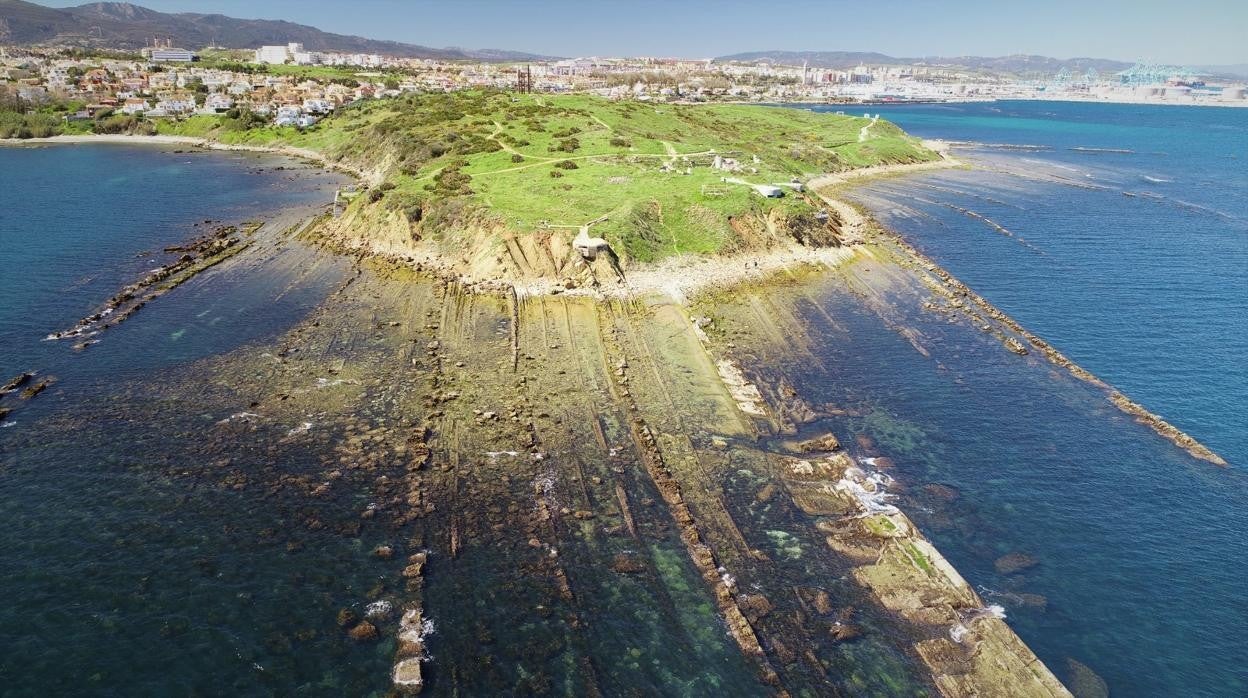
[[950, 623, 969, 643], [1143, 175, 1173, 183], [835, 466, 899, 515], [949, 605, 1007, 643], [365, 600, 393, 619], [1, 421, 16, 428], [397, 611, 437, 663]]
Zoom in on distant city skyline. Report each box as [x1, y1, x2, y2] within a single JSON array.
[[37, 0, 1248, 65]]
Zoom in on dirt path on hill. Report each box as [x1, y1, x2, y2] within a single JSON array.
[[858, 115, 879, 142]]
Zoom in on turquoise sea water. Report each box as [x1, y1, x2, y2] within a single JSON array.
[[789, 101, 1248, 695]]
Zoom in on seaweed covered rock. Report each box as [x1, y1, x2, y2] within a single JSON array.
[[994, 552, 1039, 575]]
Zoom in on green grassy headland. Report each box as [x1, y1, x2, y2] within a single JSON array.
[[6, 90, 937, 269]]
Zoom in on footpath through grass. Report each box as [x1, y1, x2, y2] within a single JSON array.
[[155, 91, 938, 263]]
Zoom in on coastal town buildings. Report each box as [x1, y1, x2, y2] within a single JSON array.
[[2, 44, 1244, 137], [254, 43, 384, 68]]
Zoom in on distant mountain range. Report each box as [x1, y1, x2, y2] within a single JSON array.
[[0, 0, 552, 61], [2, 2, 1241, 78], [1196, 64, 1248, 79], [716, 51, 1135, 75]]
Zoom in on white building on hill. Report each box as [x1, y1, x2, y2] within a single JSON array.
[[149, 48, 195, 63], [255, 43, 304, 65]]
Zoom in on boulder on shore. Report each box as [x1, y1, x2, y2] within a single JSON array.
[[794, 433, 841, 453], [393, 657, 423, 693]]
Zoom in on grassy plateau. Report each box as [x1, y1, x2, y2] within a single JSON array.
[[8, 90, 937, 270]]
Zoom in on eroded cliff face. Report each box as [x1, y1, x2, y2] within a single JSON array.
[[313, 195, 846, 289]]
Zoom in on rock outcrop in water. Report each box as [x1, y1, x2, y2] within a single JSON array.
[[46, 222, 262, 349], [861, 211, 1229, 467]]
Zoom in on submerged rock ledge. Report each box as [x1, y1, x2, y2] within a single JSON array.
[[169, 248, 1069, 693], [281, 148, 1077, 693], [857, 206, 1229, 468]]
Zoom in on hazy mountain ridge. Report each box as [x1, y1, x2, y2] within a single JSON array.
[[0, 0, 552, 61], [717, 50, 1135, 75]]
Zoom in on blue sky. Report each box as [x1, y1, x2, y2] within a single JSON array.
[[41, 0, 1248, 64]]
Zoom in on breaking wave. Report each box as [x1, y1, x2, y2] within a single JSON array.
[[835, 466, 899, 515], [949, 604, 1007, 643], [1070, 146, 1135, 154]]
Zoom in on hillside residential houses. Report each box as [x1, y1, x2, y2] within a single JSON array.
[[0, 52, 405, 125], [3, 45, 1242, 127], [120, 97, 150, 114]]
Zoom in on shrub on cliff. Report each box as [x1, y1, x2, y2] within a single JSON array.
[[548, 137, 580, 153], [426, 159, 473, 198], [620, 200, 667, 262]]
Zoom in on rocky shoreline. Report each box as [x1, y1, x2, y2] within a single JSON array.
[[684, 284, 1071, 697], [219, 254, 1067, 694]]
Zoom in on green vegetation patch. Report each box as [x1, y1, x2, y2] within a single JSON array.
[[4, 89, 935, 266]]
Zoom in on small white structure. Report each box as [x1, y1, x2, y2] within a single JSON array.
[[120, 98, 149, 115], [204, 94, 234, 112], [274, 104, 302, 126], [303, 98, 333, 114], [573, 224, 610, 260]]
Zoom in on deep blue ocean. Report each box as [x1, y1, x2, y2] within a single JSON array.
[[0, 145, 344, 383], [792, 101, 1248, 695], [841, 100, 1247, 473], [0, 145, 373, 694]]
